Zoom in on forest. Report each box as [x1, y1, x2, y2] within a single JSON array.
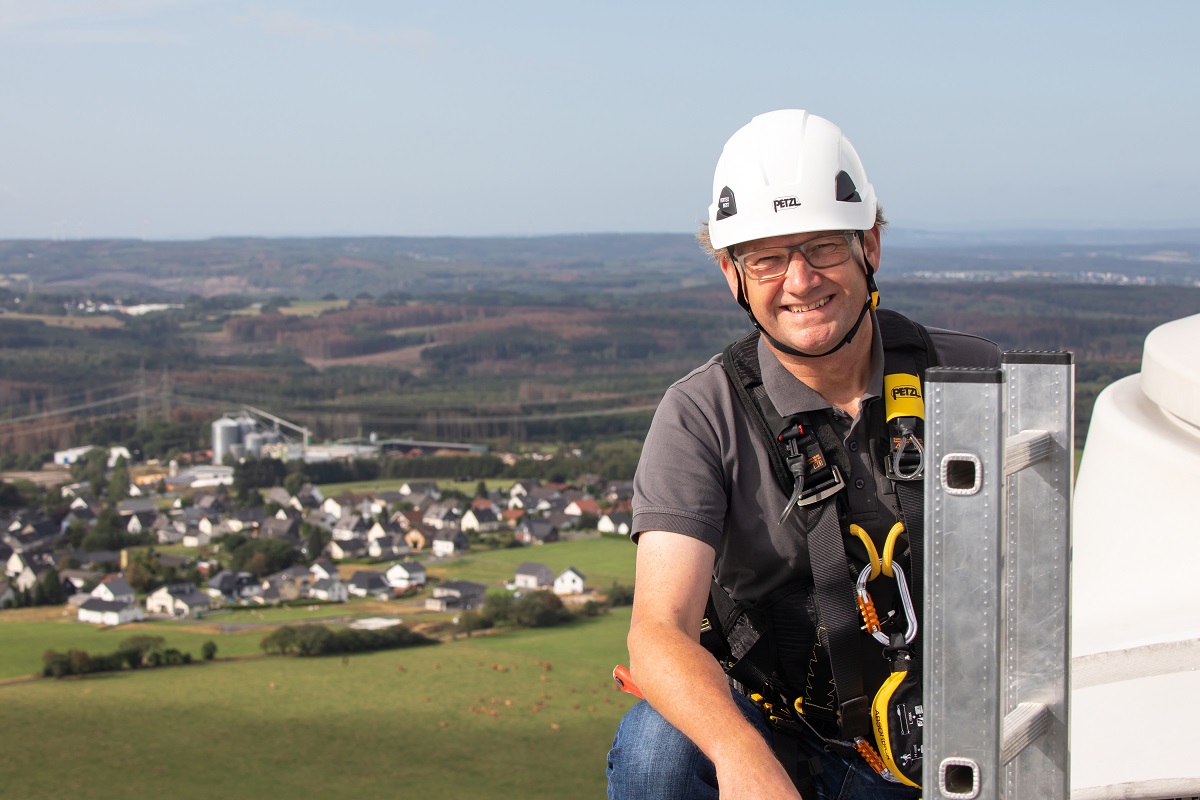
[[1, 233, 1196, 465]]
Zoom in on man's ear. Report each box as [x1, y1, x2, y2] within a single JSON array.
[[718, 251, 742, 300], [863, 225, 882, 273]]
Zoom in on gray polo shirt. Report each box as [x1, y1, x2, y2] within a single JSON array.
[[632, 315, 1000, 603]]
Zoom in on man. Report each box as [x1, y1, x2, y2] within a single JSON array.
[[606, 110, 1000, 799]]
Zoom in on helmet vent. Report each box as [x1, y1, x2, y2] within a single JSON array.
[[836, 170, 862, 202], [717, 186, 738, 219]]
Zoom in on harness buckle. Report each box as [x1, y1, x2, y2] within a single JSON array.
[[797, 465, 845, 507]]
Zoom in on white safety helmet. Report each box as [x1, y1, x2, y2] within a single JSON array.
[[707, 110, 877, 251]]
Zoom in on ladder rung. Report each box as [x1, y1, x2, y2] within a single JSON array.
[[1000, 702, 1052, 765], [1004, 429, 1052, 476]]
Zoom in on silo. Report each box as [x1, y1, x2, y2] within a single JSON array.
[[244, 432, 265, 458], [212, 417, 242, 465]]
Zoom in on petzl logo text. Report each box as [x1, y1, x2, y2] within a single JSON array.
[[773, 196, 801, 212], [891, 385, 921, 400]]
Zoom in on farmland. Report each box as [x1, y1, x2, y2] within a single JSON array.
[[0, 607, 635, 799]]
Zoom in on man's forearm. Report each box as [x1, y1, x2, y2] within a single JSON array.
[[627, 620, 795, 788]]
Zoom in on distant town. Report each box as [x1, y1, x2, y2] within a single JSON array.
[[3, 410, 634, 637]]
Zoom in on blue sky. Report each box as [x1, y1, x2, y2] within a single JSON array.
[[1, 1, 1197, 239]]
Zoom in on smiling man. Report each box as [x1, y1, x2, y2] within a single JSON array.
[[606, 110, 1000, 799]]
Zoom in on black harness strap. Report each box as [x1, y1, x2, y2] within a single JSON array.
[[875, 309, 939, 671], [720, 334, 869, 740], [710, 312, 938, 749]]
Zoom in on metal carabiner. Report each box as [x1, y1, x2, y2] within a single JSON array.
[[852, 522, 918, 646], [887, 429, 925, 480]]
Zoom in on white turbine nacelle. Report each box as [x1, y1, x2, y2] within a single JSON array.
[[1072, 313, 1200, 799]]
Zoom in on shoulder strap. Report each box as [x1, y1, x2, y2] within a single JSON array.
[[719, 333, 869, 739], [874, 308, 938, 671]]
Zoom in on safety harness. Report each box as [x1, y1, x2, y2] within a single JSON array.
[[700, 308, 936, 790]]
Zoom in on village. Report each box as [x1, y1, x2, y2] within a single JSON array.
[[1, 442, 636, 631]]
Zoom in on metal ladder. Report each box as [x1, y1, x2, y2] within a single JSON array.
[[922, 352, 1074, 799]]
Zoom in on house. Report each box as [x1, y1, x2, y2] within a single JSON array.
[[6, 550, 33, 579], [404, 525, 430, 552], [347, 570, 391, 600], [225, 507, 265, 533], [422, 500, 461, 531], [295, 483, 325, 509], [181, 529, 211, 549], [78, 597, 144, 626], [331, 514, 368, 542], [0, 580, 14, 608], [124, 510, 158, 536], [507, 480, 541, 499], [260, 517, 301, 542], [367, 534, 410, 561], [264, 486, 293, 509], [400, 481, 440, 500], [206, 570, 259, 601], [431, 529, 469, 558], [310, 560, 338, 582], [425, 580, 486, 611], [263, 565, 312, 601], [15, 564, 51, 593], [597, 511, 632, 536], [59, 569, 94, 595], [328, 539, 367, 561], [92, 577, 136, 605], [145, 583, 211, 618], [563, 498, 601, 519], [514, 519, 559, 546], [554, 567, 586, 596], [460, 507, 501, 534], [385, 561, 426, 591], [309, 578, 348, 603], [117, 498, 159, 517], [514, 562, 554, 591], [367, 518, 405, 542], [369, 490, 406, 518], [323, 494, 369, 521]]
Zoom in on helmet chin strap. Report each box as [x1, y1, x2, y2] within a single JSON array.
[[731, 230, 879, 360]]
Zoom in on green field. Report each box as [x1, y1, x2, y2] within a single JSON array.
[[0, 608, 634, 799], [430, 535, 636, 588]]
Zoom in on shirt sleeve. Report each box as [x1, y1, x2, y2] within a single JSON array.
[[631, 361, 731, 550]]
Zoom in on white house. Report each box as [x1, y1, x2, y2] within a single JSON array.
[[385, 561, 426, 591], [181, 529, 211, 549], [145, 583, 211, 618], [91, 578, 136, 605], [597, 512, 632, 536], [554, 567, 586, 596], [431, 530, 469, 558], [78, 598, 144, 626], [422, 500, 461, 531], [309, 578, 348, 603], [346, 570, 391, 600], [310, 560, 338, 582], [460, 507, 501, 534], [514, 562, 554, 591]]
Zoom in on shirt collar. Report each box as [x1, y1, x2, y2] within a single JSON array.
[[758, 309, 884, 419]]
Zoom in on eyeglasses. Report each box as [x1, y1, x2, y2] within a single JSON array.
[[735, 232, 857, 281]]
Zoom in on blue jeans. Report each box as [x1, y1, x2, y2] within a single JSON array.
[[606, 692, 920, 800]]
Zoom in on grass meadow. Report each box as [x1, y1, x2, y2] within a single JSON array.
[[0, 607, 635, 799], [0, 536, 641, 796]]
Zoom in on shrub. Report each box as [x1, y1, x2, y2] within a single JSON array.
[[201, 641, 218, 660]]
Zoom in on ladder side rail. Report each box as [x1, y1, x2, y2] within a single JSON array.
[[1001, 352, 1074, 800], [924, 367, 1006, 800]]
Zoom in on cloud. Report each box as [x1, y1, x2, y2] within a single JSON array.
[[0, 0, 189, 42], [242, 7, 435, 52]]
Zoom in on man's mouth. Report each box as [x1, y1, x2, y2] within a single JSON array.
[[785, 296, 831, 313]]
